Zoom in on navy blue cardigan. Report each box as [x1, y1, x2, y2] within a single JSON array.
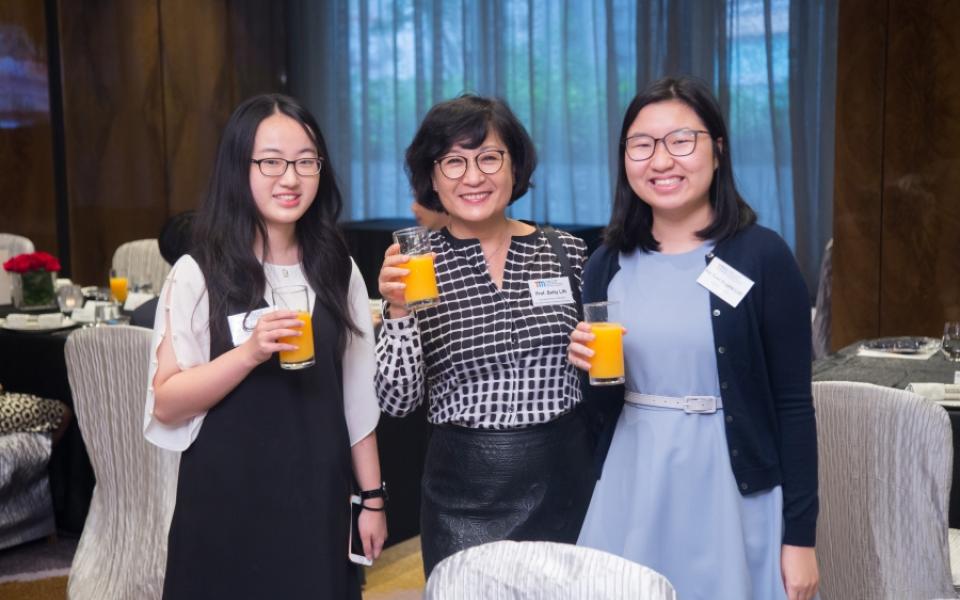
[[581, 224, 818, 547]]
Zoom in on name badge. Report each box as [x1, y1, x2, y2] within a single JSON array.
[[228, 307, 274, 347], [528, 277, 575, 306], [696, 257, 754, 308]]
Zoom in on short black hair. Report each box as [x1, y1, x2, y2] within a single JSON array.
[[405, 94, 537, 212], [158, 210, 195, 265], [604, 76, 756, 252]]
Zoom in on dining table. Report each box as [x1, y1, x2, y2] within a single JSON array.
[[813, 339, 960, 527], [0, 303, 94, 534]]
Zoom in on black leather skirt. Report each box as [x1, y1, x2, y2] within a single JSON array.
[[420, 409, 596, 577]]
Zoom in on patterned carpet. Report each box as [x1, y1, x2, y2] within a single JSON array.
[[0, 535, 425, 600]]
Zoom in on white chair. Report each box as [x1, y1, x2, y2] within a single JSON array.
[[0, 432, 55, 550], [65, 326, 179, 600], [0, 233, 35, 258], [425, 540, 677, 600], [111, 239, 170, 294], [813, 381, 957, 599]]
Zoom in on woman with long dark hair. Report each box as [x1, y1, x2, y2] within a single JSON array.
[[570, 76, 819, 600], [376, 94, 595, 576], [144, 94, 386, 599]]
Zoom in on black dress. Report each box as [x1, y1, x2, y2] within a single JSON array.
[[162, 293, 360, 599]]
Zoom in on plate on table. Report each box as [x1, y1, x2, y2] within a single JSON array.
[[859, 336, 941, 355], [0, 316, 78, 333]]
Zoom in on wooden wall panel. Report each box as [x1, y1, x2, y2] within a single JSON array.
[[57, 1, 167, 284], [833, 0, 960, 348], [880, 0, 960, 332], [0, 1, 58, 257]]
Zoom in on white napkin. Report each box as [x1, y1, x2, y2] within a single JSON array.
[[123, 291, 154, 311], [856, 347, 940, 360], [37, 313, 63, 327], [72, 302, 97, 323], [5, 313, 30, 327], [906, 383, 960, 406]]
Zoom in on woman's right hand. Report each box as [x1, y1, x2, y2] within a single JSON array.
[[567, 322, 595, 371], [378, 243, 411, 319], [241, 309, 304, 366]]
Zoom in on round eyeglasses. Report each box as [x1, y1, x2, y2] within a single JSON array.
[[434, 150, 506, 180], [251, 157, 324, 177], [623, 129, 710, 161]]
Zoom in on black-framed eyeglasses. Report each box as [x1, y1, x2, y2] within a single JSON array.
[[623, 129, 710, 161], [251, 157, 324, 177], [434, 150, 507, 180]]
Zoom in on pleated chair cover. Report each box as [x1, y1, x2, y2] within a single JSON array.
[[425, 540, 677, 600], [0, 432, 55, 550], [813, 381, 957, 599], [111, 239, 170, 293], [65, 326, 178, 600], [0, 233, 35, 257]]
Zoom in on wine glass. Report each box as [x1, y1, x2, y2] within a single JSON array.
[[942, 322, 960, 362]]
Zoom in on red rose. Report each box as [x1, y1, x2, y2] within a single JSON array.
[[2, 252, 61, 274]]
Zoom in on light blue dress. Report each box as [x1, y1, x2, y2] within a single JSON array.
[[577, 244, 788, 600]]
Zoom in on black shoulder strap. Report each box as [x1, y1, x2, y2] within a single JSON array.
[[541, 225, 583, 319]]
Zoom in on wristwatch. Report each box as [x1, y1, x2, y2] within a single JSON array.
[[359, 482, 388, 511]]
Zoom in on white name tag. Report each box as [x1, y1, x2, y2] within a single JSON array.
[[228, 307, 274, 347], [528, 277, 575, 306], [696, 257, 754, 308]]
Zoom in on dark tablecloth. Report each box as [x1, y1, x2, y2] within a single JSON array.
[[813, 342, 960, 527], [0, 305, 93, 534]]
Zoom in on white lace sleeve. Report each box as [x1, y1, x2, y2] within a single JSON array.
[[143, 255, 211, 451], [342, 260, 380, 445]]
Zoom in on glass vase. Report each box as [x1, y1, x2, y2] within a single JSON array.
[[11, 270, 58, 310]]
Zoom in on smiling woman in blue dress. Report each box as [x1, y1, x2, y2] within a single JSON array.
[[569, 76, 819, 600]]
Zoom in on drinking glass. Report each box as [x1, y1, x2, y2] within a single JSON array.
[[943, 322, 960, 362], [393, 226, 439, 310], [109, 269, 129, 304], [272, 285, 315, 370], [584, 301, 625, 386]]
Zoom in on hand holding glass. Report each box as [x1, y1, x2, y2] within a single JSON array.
[[272, 285, 315, 370], [584, 301, 625, 386], [393, 226, 439, 310], [943, 322, 960, 362]]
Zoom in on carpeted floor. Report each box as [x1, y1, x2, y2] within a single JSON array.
[[0, 535, 425, 600]]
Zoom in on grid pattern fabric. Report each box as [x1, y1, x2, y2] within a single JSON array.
[[376, 228, 585, 429]]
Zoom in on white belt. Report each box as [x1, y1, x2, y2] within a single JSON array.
[[624, 391, 723, 414]]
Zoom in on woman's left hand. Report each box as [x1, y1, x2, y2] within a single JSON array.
[[781, 544, 819, 600], [358, 503, 388, 562]]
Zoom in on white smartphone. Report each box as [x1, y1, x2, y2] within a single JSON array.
[[348, 494, 373, 566]]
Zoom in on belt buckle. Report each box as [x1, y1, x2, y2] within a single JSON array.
[[683, 396, 717, 414]]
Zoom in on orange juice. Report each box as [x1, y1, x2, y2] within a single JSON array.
[[278, 311, 315, 368], [587, 322, 625, 384], [110, 276, 128, 304], [401, 254, 439, 309]]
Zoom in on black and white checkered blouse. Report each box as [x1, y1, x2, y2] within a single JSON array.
[[375, 227, 586, 429]]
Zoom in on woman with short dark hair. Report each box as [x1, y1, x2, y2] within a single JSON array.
[[570, 76, 819, 600], [376, 94, 595, 576]]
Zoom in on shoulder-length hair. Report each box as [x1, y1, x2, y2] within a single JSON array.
[[192, 93, 359, 355], [604, 76, 756, 252], [405, 94, 537, 212]]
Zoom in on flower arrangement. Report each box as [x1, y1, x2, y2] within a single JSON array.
[[3, 252, 61, 309]]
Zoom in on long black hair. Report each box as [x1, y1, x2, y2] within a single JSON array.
[[604, 76, 756, 252], [192, 93, 359, 355], [405, 94, 537, 212]]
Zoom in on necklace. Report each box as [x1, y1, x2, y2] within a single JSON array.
[[481, 228, 512, 263]]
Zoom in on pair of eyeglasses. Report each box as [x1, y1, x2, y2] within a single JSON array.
[[622, 129, 710, 161], [434, 150, 506, 180], [251, 157, 324, 177]]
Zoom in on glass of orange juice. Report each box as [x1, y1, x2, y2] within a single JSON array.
[[584, 301, 625, 386], [109, 269, 129, 305], [271, 284, 315, 370], [393, 226, 439, 311]]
